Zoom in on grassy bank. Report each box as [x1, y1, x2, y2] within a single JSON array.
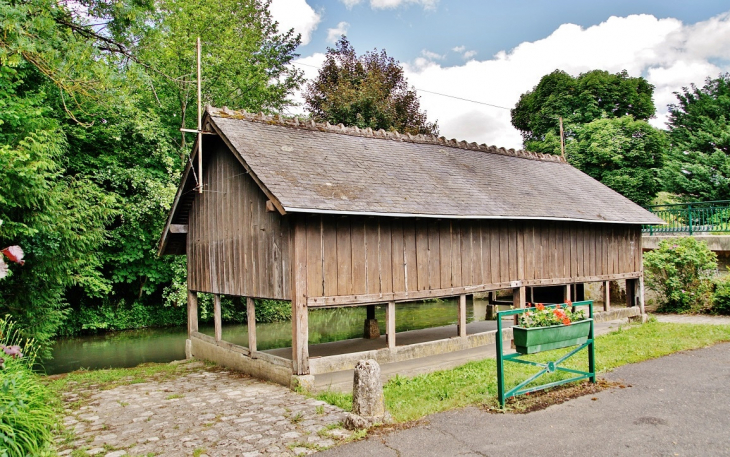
[[317, 321, 730, 422]]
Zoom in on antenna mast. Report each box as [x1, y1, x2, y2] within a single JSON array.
[[197, 37, 202, 193]]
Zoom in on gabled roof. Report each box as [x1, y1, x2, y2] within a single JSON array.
[[158, 106, 663, 255]]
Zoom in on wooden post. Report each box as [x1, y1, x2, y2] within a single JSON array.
[[187, 289, 198, 337], [291, 218, 310, 375], [247, 297, 257, 356], [638, 276, 646, 315], [214, 294, 222, 342], [513, 286, 526, 325], [386, 301, 396, 350], [603, 280, 611, 311], [563, 284, 571, 303], [458, 294, 467, 338], [626, 278, 637, 308]]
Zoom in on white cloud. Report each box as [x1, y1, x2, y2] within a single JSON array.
[[269, 0, 321, 46], [286, 53, 328, 116], [462, 50, 477, 60], [342, 0, 438, 10], [401, 12, 730, 149], [326, 21, 350, 44], [421, 49, 444, 60], [452, 45, 466, 53]]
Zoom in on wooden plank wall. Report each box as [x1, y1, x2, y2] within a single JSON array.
[[302, 215, 641, 299], [187, 140, 291, 299]]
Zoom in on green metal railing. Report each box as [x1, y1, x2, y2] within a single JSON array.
[[643, 200, 730, 235], [496, 301, 595, 407]]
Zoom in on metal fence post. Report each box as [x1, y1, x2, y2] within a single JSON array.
[[688, 204, 693, 235]]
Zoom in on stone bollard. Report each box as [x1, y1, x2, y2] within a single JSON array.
[[344, 359, 391, 430]]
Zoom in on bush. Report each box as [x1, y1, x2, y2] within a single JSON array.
[[0, 317, 58, 456], [712, 276, 730, 315], [644, 237, 717, 313]]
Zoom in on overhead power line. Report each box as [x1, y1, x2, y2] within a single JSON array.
[[289, 61, 511, 111]]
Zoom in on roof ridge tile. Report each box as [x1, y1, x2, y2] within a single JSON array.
[[207, 106, 566, 163]]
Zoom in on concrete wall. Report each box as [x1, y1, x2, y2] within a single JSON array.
[[189, 332, 293, 387]]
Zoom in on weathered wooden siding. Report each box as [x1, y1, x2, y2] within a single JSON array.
[[301, 215, 641, 304], [187, 140, 291, 299]]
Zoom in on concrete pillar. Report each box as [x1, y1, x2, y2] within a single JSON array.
[[364, 305, 380, 339]]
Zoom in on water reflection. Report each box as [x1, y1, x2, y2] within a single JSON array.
[[46, 298, 491, 375]]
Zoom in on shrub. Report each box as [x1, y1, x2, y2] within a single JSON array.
[[0, 317, 58, 456], [643, 237, 717, 313], [711, 276, 730, 315]]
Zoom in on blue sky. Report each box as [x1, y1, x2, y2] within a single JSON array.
[[271, 0, 730, 148]]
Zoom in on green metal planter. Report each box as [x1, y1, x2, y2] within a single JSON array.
[[495, 301, 596, 407], [513, 319, 592, 354]]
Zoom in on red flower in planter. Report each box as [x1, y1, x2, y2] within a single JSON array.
[[562, 318, 571, 325], [536, 303, 545, 311]]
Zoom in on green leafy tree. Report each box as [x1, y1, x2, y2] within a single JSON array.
[[0, 65, 113, 348], [660, 74, 730, 201], [511, 69, 655, 154], [566, 116, 666, 205], [304, 36, 438, 135], [137, 0, 304, 148]]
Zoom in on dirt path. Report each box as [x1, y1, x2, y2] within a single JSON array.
[[56, 361, 354, 457]]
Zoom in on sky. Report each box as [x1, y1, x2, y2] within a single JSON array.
[[269, 0, 730, 149]]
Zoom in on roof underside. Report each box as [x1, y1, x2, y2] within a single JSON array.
[[209, 111, 662, 225]]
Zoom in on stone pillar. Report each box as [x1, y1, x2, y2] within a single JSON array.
[[344, 360, 391, 429], [363, 305, 380, 339]]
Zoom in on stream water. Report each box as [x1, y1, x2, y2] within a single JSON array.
[[44, 298, 492, 375]]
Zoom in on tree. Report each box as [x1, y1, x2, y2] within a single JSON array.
[[0, 65, 114, 349], [137, 0, 304, 149], [660, 74, 730, 201], [304, 36, 438, 135], [566, 116, 666, 206], [511, 69, 655, 154]]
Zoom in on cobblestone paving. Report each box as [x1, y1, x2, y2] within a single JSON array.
[[57, 361, 353, 457]]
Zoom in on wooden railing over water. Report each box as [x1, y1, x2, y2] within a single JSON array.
[[643, 200, 730, 235]]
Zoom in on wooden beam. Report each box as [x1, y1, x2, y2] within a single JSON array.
[[386, 301, 396, 350], [458, 294, 467, 338], [291, 217, 310, 375], [265, 200, 276, 212], [307, 271, 643, 308], [214, 294, 222, 342], [169, 224, 188, 234], [187, 289, 198, 338], [603, 280, 611, 311], [247, 297, 257, 356]]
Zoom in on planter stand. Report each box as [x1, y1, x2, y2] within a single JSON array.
[[496, 300, 595, 407]]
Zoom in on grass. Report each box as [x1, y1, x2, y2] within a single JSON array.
[[316, 321, 730, 422]]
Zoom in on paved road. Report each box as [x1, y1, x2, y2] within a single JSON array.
[[319, 342, 730, 456]]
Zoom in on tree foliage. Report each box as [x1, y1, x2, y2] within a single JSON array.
[[566, 116, 666, 206], [0, 0, 305, 348], [304, 36, 438, 135], [511, 69, 655, 154], [660, 74, 730, 201]]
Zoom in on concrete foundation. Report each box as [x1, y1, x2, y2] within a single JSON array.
[[187, 307, 640, 390]]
